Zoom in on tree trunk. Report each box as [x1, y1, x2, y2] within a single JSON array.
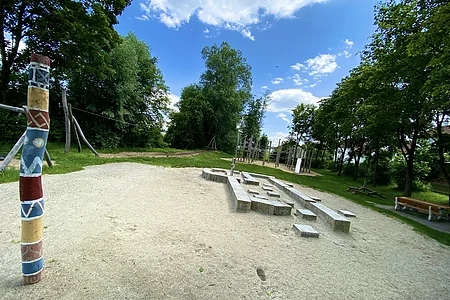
[[338, 138, 348, 176], [404, 157, 414, 197], [353, 137, 365, 181], [435, 113, 450, 205], [372, 139, 380, 187]]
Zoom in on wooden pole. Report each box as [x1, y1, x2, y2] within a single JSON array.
[[19, 54, 50, 285], [0, 103, 25, 114], [44, 149, 53, 168], [68, 104, 82, 152], [72, 116, 101, 157], [0, 131, 26, 172], [267, 141, 272, 163], [61, 89, 70, 153], [275, 139, 281, 167]]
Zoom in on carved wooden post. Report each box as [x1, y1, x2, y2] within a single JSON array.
[[19, 54, 50, 285]]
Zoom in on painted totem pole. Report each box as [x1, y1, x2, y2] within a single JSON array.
[[19, 54, 50, 284]]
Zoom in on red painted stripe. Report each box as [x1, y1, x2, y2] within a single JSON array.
[[27, 110, 50, 129], [30, 54, 50, 66], [20, 177, 43, 201], [21, 240, 43, 261]]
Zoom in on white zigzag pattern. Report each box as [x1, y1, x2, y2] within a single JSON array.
[[20, 156, 43, 176], [21, 200, 44, 218]]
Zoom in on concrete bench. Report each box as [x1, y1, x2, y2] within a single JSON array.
[[394, 196, 450, 221], [262, 186, 273, 191], [227, 176, 251, 212], [295, 209, 317, 221], [306, 202, 350, 233], [293, 224, 319, 238], [241, 172, 260, 186]]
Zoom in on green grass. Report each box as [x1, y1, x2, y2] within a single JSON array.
[[2, 142, 450, 245]]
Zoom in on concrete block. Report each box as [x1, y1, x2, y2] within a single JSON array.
[[263, 183, 274, 187], [241, 172, 260, 186], [307, 203, 351, 233], [247, 189, 259, 195], [253, 194, 268, 200], [272, 201, 292, 216], [338, 210, 356, 218], [295, 209, 317, 221], [267, 191, 280, 198], [262, 186, 273, 191], [283, 199, 295, 207], [227, 176, 251, 212], [309, 196, 321, 202], [293, 224, 319, 238], [251, 198, 274, 215], [285, 183, 294, 187]]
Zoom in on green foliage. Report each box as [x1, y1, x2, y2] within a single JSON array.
[[242, 91, 269, 140], [167, 42, 254, 153], [69, 33, 169, 148], [0, 0, 131, 103]]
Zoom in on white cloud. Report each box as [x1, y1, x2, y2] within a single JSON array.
[[309, 83, 317, 88], [271, 77, 284, 85], [138, 0, 327, 38], [241, 28, 255, 41], [276, 113, 290, 124], [268, 131, 289, 146], [345, 39, 354, 48], [168, 94, 180, 112], [305, 54, 338, 76], [267, 88, 320, 113], [292, 74, 309, 86], [203, 28, 210, 33], [290, 63, 305, 71], [261, 85, 269, 90]]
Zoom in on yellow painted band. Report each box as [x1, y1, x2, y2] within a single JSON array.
[[27, 87, 49, 111], [21, 217, 43, 243]]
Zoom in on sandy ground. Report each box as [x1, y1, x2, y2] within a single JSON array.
[[1, 163, 449, 300]]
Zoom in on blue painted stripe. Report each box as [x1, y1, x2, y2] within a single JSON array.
[[21, 199, 44, 219], [20, 129, 48, 176], [22, 257, 43, 275]]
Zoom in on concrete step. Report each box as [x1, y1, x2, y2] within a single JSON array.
[[295, 209, 317, 221], [251, 198, 275, 215], [272, 201, 292, 216], [247, 189, 259, 195], [338, 209, 356, 218], [262, 186, 273, 191], [241, 172, 260, 186], [309, 196, 321, 202], [293, 224, 319, 238], [306, 203, 351, 233], [267, 191, 280, 198], [253, 194, 268, 200]]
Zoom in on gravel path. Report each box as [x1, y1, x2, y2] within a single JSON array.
[[1, 163, 449, 299]]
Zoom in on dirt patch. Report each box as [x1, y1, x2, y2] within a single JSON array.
[[0, 163, 449, 299]]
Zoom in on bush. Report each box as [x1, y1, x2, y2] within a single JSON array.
[[390, 154, 431, 192]]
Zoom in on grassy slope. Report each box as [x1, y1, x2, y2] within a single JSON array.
[[1, 143, 449, 245]]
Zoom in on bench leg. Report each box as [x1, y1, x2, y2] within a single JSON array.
[[395, 197, 398, 210], [428, 206, 432, 221]]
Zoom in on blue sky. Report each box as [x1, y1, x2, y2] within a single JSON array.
[[115, 0, 378, 144]]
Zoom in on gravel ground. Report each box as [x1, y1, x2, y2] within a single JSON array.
[[1, 162, 449, 299]]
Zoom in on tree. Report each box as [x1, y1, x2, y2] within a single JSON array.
[[200, 42, 253, 152], [69, 33, 169, 148], [241, 90, 269, 140], [0, 0, 131, 103], [167, 42, 253, 152], [165, 84, 213, 149], [364, 0, 437, 196]]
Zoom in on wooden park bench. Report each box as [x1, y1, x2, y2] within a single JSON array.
[[394, 196, 450, 221]]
